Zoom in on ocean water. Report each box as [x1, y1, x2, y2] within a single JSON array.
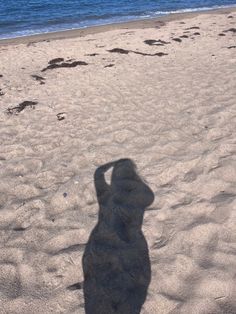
[[0, 0, 236, 39]]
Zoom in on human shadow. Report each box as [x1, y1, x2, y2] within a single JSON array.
[[82, 158, 154, 314]]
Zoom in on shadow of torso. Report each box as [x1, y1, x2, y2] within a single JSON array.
[[82, 159, 154, 314]]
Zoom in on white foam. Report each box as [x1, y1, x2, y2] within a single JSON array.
[[152, 4, 236, 16], [0, 4, 236, 41]]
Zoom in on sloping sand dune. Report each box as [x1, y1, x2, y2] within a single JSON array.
[[0, 8, 236, 314]]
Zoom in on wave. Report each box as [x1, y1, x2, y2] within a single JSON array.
[[151, 4, 236, 16], [0, 3, 236, 40]]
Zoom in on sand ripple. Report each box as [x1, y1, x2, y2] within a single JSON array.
[[0, 9, 236, 314]]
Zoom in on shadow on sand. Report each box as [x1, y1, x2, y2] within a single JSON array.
[[82, 158, 154, 314]]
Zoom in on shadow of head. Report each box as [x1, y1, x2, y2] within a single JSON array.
[[111, 158, 154, 209], [95, 158, 154, 209]]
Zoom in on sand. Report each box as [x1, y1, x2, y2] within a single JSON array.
[[0, 7, 236, 314]]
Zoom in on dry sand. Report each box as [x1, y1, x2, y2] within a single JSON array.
[[0, 7, 236, 314]]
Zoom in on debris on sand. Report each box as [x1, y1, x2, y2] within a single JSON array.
[[172, 38, 182, 42], [85, 53, 99, 56], [31, 75, 46, 85], [108, 48, 129, 54], [7, 101, 38, 115], [144, 39, 170, 46], [185, 26, 200, 30], [108, 48, 168, 57], [48, 58, 65, 64], [42, 59, 88, 72], [104, 64, 115, 68], [223, 28, 236, 33], [56, 112, 66, 121], [67, 282, 83, 291]]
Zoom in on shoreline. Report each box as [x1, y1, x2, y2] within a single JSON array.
[[0, 5, 236, 313], [1, 6, 236, 46]]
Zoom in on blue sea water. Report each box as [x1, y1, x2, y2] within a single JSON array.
[[0, 0, 236, 39]]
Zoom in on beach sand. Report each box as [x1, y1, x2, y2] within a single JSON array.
[[0, 7, 236, 314]]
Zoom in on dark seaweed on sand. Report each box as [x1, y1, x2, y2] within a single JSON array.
[[172, 38, 182, 42], [0, 89, 4, 96], [108, 48, 129, 54], [31, 75, 45, 80], [86, 53, 99, 56], [108, 48, 168, 57], [144, 40, 157, 46], [7, 101, 38, 115], [133, 51, 168, 57], [185, 26, 200, 30], [223, 28, 236, 33], [42, 60, 88, 72], [144, 39, 170, 46], [49, 58, 64, 64], [13, 227, 27, 232], [104, 64, 115, 68], [31, 75, 46, 84]]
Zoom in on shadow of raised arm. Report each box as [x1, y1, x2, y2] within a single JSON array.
[[94, 161, 115, 204]]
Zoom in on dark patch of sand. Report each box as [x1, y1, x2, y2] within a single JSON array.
[[155, 21, 166, 28]]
